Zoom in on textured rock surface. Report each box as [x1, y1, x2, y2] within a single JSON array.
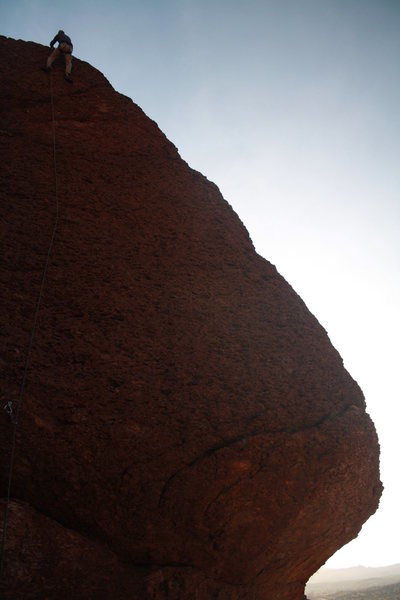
[[0, 36, 382, 599]]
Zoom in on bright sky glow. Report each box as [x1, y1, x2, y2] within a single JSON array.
[[1, 0, 399, 569]]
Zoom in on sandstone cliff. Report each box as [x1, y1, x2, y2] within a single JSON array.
[[0, 36, 382, 599]]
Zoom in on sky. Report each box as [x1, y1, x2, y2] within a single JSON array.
[[1, 0, 399, 570]]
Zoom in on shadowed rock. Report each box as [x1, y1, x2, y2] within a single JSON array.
[[0, 36, 382, 599]]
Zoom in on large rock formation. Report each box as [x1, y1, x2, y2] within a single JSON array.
[[0, 36, 381, 599]]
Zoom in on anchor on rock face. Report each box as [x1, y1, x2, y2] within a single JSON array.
[[3, 400, 17, 424]]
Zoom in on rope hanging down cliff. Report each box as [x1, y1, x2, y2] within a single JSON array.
[[0, 72, 60, 578]]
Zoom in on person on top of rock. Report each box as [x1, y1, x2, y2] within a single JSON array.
[[42, 30, 73, 83]]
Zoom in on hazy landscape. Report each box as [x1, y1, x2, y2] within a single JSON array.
[[306, 564, 400, 599], [311, 582, 400, 599]]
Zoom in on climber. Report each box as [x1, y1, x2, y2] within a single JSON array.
[[42, 30, 73, 83]]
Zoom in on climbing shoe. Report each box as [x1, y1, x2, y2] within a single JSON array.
[[64, 74, 73, 83], [41, 66, 51, 73]]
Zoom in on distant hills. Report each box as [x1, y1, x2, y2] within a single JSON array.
[[309, 581, 400, 599], [306, 564, 400, 599]]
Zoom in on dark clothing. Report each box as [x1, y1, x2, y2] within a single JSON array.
[[50, 32, 73, 50]]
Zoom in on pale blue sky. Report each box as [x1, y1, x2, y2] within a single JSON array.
[[1, 0, 399, 569]]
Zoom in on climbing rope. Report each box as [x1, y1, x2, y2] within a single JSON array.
[[0, 72, 60, 577]]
